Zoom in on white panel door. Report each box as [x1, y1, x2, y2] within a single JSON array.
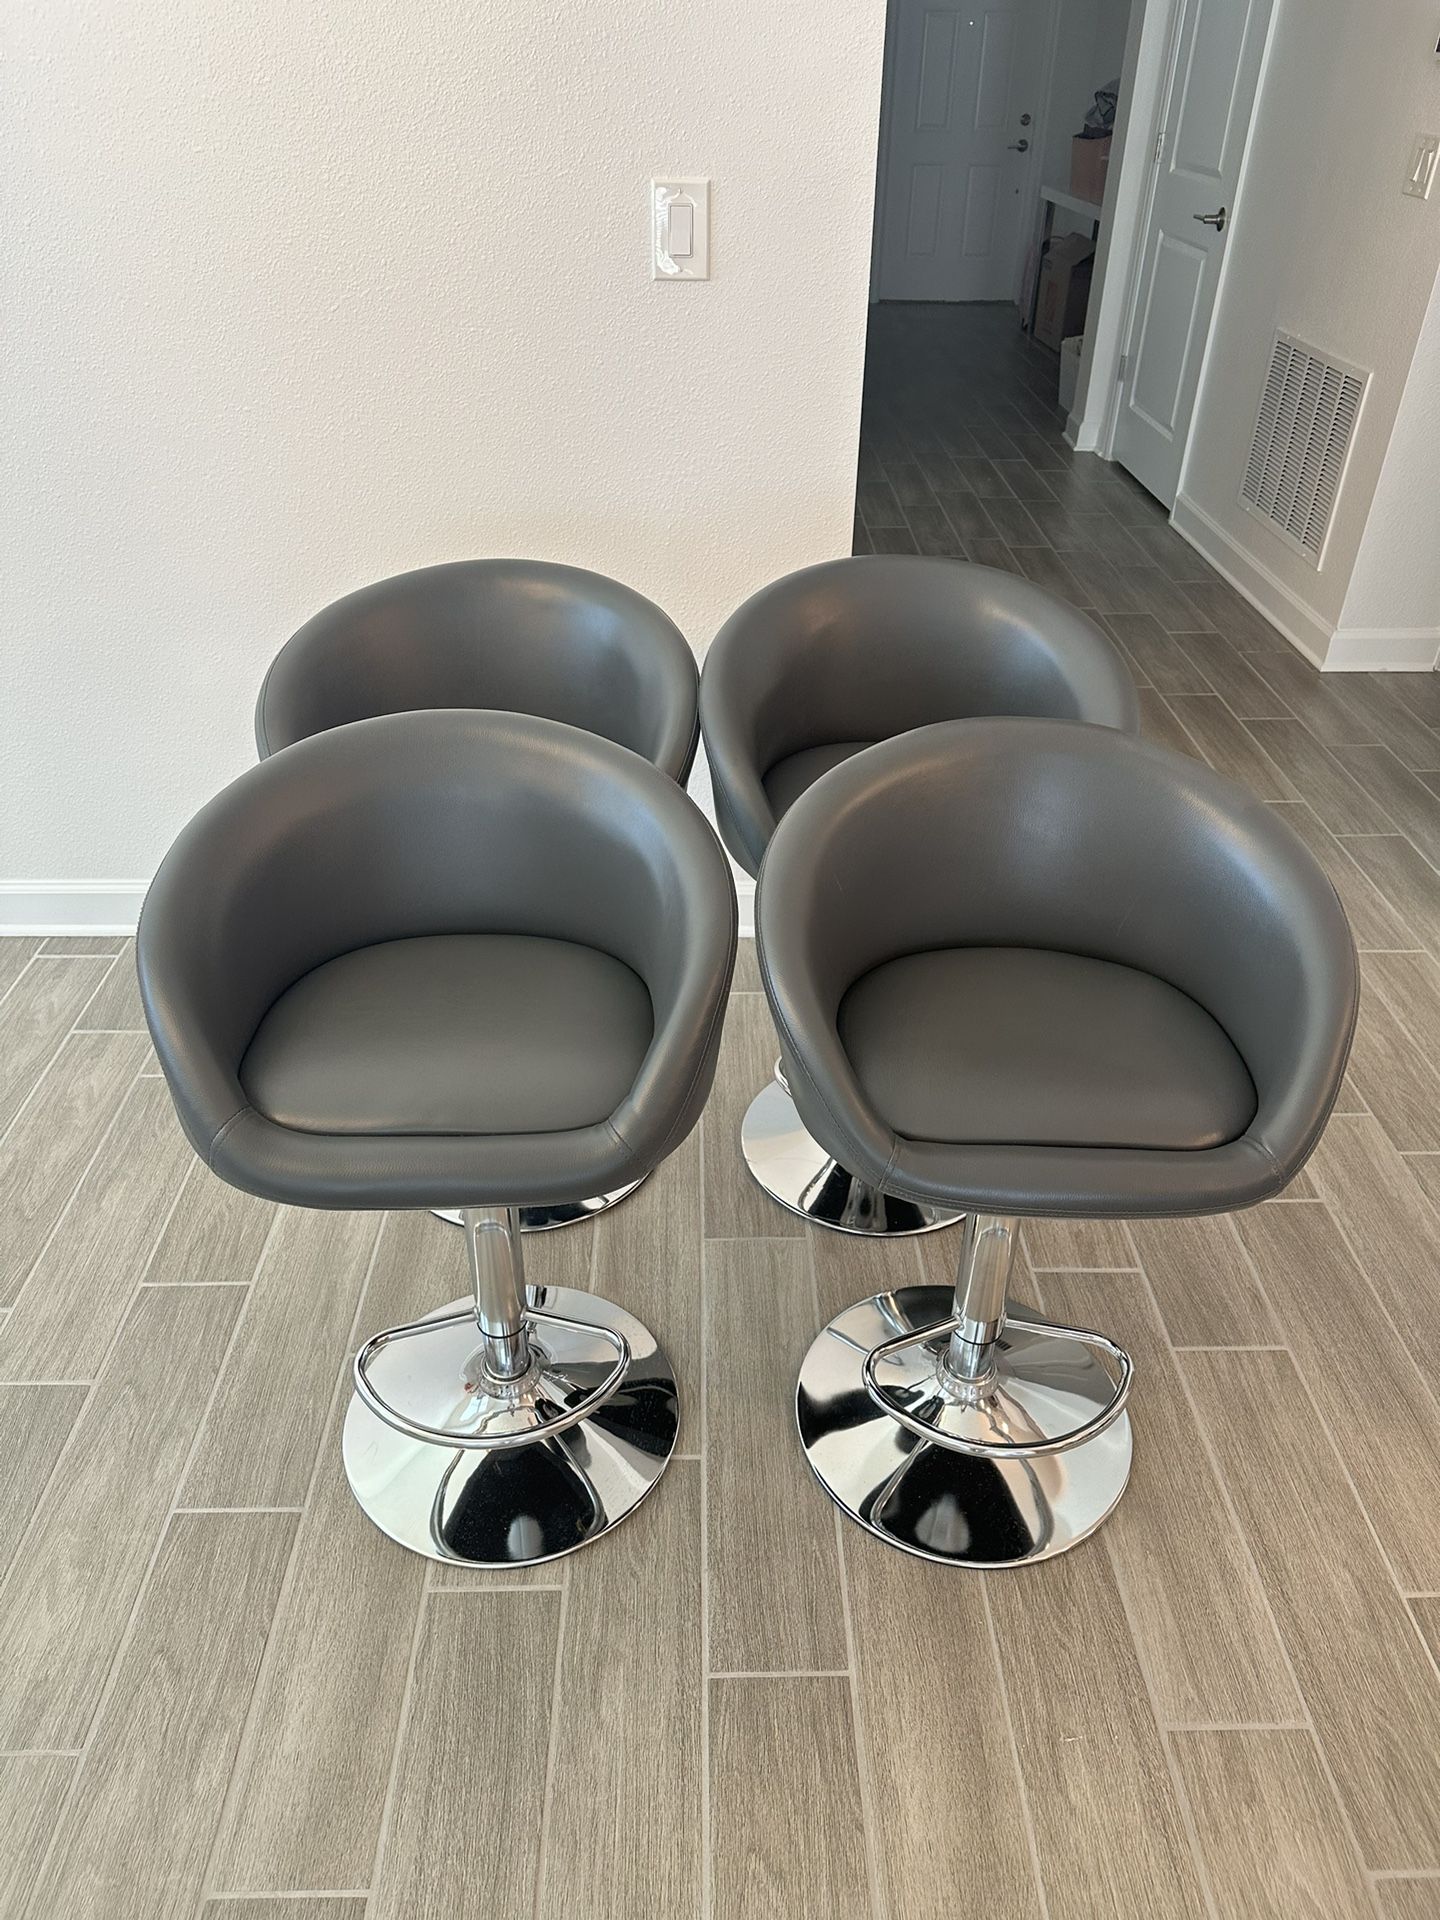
[[877, 0, 1036, 302], [1112, 0, 1273, 506]]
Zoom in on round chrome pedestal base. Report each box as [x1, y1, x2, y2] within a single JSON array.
[[343, 1285, 678, 1566], [741, 1081, 963, 1237], [796, 1286, 1132, 1566], [431, 1176, 646, 1234]]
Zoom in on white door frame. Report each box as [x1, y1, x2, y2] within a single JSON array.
[[1070, 0, 1282, 483]]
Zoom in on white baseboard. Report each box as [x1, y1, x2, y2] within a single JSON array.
[[1324, 627, 1440, 672], [1, 874, 756, 940], [1171, 494, 1332, 666], [0, 881, 147, 936]]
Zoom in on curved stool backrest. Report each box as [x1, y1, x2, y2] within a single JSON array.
[[758, 716, 1358, 1218], [257, 559, 700, 780], [701, 555, 1139, 873], [140, 709, 735, 1209]]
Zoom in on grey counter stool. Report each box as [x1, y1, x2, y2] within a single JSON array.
[[756, 718, 1357, 1567], [258, 557, 700, 1233], [700, 555, 1139, 1236], [139, 710, 736, 1567]]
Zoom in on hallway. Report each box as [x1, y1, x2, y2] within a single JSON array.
[[856, 300, 1196, 582]]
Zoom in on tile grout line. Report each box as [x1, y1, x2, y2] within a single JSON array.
[[1029, 1269, 1226, 1916], [174, 1505, 304, 1516], [0, 951, 44, 1016], [0, 1081, 204, 1612], [528, 1534, 574, 1916], [196, 1206, 379, 1907], [363, 1552, 438, 1912], [199, 1893, 372, 1904], [980, 1574, 1052, 1920], [1228, 1195, 1427, 1597], [1149, 1242, 1382, 1890], [807, 1220, 886, 1920], [2, 1063, 150, 1328], [0, 1002, 116, 1154], [18, 1259, 272, 1905], [698, 1106, 712, 1920], [1302, 1140, 1440, 1460], [709, 1668, 851, 1681], [1165, 1720, 1312, 1733], [69, 947, 127, 1033]]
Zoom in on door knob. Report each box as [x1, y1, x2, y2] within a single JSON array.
[[1193, 205, 1227, 231], [1008, 138, 1030, 152]]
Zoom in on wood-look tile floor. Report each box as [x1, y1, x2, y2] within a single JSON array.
[[5, 304, 1440, 1916]]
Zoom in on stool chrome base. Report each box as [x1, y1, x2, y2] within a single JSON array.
[[796, 1285, 1132, 1567], [343, 1284, 678, 1567], [431, 1176, 646, 1234], [741, 1077, 963, 1237]]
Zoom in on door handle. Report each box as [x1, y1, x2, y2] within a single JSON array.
[[1008, 139, 1029, 152], [1193, 205, 1227, 231]]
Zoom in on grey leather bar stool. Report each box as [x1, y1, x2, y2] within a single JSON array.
[[257, 557, 700, 1234], [757, 718, 1357, 1567], [700, 555, 1140, 1236], [139, 710, 736, 1567]]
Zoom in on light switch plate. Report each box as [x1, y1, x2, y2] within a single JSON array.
[[1404, 132, 1439, 199], [652, 179, 710, 279]]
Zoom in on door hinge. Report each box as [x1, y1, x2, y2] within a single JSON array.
[[1154, 129, 1165, 165], [1118, 353, 1129, 383]]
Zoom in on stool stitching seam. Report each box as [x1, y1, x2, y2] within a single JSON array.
[[621, 933, 739, 1171], [208, 1105, 253, 1169]]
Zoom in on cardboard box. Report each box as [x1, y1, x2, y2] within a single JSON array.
[[1034, 234, 1094, 350], [1070, 133, 1112, 205]]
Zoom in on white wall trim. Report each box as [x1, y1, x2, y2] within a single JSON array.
[[0, 880, 147, 936], [1171, 492, 1440, 674], [1, 873, 759, 939], [1171, 491, 1331, 666], [0, 874, 763, 941], [1324, 628, 1440, 673]]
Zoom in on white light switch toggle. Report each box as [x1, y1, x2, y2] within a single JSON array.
[[1404, 133, 1439, 200], [652, 179, 710, 279]]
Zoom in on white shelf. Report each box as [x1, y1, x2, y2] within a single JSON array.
[[1039, 184, 1104, 221]]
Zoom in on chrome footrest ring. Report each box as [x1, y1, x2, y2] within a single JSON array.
[[354, 1305, 631, 1449], [861, 1312, 1133, 1459]]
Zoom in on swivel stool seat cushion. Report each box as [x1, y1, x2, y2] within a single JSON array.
[[699, 554, 1140, 1237], [139, 710, 736, 1567], [757, 717, 1357, 1567], [257, 556, 702, 1233]]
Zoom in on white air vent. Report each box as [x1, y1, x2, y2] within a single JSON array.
[[1240, 332, 1368, 567]]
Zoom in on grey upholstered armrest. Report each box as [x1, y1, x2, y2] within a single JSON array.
[[139, 709, 736, 1209], [257, 559, 701, 782], [757, 718, 1358, 1218], [700, 555, 1140, 877]]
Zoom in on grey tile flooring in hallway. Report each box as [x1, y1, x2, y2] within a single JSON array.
[[5, 307, 1440, 1916]]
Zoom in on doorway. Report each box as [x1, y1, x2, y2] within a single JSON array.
[[872, 0, 1048, 303], [859, 0, 1278, 533]]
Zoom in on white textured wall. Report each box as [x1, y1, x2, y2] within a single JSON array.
[[1, 0, 886, 890], [1338, 265, 1440, 651], [1177, 0, 1440, 648]]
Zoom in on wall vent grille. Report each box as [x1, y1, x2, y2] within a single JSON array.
[[1240, 331, 1368, 567]]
